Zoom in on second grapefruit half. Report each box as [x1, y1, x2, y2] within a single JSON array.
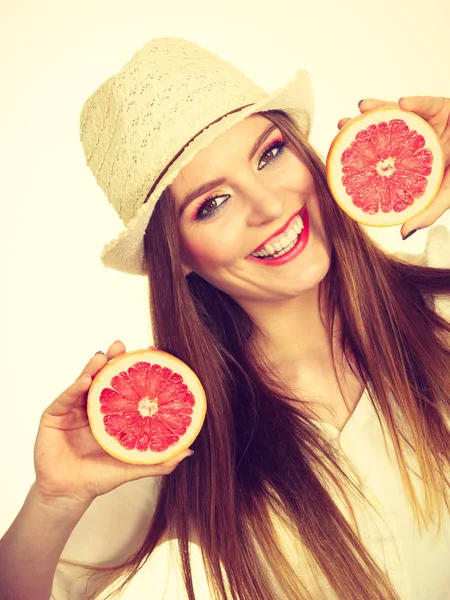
[[326, 107, 445, 226]]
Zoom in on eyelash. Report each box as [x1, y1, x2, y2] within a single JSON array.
[[193, 136, 287, 221]]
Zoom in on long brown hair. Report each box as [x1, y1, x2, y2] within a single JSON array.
[[79, 110, 450, 599]]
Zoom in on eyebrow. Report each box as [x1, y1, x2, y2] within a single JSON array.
[[178, 123, 278, 216]]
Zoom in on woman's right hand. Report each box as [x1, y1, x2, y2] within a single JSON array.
[[33, 340, 192, 507]]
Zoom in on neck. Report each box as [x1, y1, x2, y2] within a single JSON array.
[[244, 286, 343, 382], [241, 287, 365, 429]]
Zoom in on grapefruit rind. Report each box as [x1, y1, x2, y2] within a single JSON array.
[[326, 107, 445, 226], [87, 349, 207, 465]]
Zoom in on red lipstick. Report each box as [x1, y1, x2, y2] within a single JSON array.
[[251, 207, 305, 254], [247, 205, 310, 267]]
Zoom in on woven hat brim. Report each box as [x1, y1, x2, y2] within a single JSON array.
[[100, 68, 314, 275]]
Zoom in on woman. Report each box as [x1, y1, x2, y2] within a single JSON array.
[[1, 37, 450, 600]]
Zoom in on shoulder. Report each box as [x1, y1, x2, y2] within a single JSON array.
[[394, 225, 450, 269], [394, 224, 450, 321]]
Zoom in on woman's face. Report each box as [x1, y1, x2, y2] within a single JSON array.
[[170, 114, 331, 306]]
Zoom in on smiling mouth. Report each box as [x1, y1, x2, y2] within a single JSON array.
[[249, 207, 306, 259]]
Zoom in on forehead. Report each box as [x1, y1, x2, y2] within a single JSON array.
[[170, 114, 274, 196]]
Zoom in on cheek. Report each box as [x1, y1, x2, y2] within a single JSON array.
[[286, 159, 316, 195], [181, 227, 241, 271]]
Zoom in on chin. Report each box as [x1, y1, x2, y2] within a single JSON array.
[[290, 255, 331, 296]]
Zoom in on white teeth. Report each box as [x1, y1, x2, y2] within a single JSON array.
[[272, 241, 295, 258], [251, 233, 299, 259], [250, 213, 305, 259], [287, 229, 297, 242], [282, 241, 295, 254]]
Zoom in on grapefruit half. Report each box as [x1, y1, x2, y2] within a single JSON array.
[[87, 348, 206, 465], [326, 107, 445, 226]]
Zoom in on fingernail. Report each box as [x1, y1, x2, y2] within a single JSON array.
[[358, 99, 365, 108], [402, 229, 418, 240], [95, 350, 105, 355], [188, 450, 195, 456]]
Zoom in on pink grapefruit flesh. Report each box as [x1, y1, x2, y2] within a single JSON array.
[[326, 107, 445, 226], [87, 348, 206, 464]]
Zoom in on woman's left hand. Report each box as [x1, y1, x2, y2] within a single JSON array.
[[338, 97, 450, 239]]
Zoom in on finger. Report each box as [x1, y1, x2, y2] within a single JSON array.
[[45, 374, 94, 417], [338, 100, 400, 130], [400, 166, 450, 238], [124, 450, 195, 480], [398, 96, 446, 119], [337, 118, 351, 130], [48, 340, 128, 416], [104, 340, 127, 361], [76, 352, 108, 380], [76, 340, 126, 380], [44, 342, 128, 418], [156, 451, 195, 474], [358, 98, 399, 112]]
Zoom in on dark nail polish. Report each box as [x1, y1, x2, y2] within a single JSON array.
[[95, 350, 105, 355], [402, 229, 418, 241], [358, 99, 365, 108]]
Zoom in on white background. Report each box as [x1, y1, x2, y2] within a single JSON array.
[[1, 0, 449, 535]]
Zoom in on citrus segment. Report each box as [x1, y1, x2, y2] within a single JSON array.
[[326, 107, 445, 226], [87, 349, 206, 464]]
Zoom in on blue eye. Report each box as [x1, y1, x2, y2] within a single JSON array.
[[194, 138, 287, 221]]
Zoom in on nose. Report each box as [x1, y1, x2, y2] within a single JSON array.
[[242, 180, 284, 227]]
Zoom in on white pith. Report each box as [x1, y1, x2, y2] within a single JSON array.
[[251, 214, 304, 258], [138, 396, 159, 417], [376, 156, 396, 178], [327, 107, 445, 227]]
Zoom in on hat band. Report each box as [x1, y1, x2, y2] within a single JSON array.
[[143, 103, 254, 205]]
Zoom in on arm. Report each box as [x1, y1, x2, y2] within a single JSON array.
[[0, 340, 191, 600], [0, 484, 91, 600]]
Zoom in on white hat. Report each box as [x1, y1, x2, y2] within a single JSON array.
[[80, 37, 314, 275]]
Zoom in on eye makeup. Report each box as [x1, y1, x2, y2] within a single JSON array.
[[192, 134, 288, 221]]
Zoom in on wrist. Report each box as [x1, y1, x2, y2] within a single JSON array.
[[30, 482, 93, 517]]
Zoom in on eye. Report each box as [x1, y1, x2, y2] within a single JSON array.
[[194, 194, 230, 221], [193, 134, 287, 221], [257, 137, 287, 170]]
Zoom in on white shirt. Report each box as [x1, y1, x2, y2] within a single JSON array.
[[51, 225, 450, 600]]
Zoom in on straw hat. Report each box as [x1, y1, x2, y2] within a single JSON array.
[[80, 37, 314, 275]]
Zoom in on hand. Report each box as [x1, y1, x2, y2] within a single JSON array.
[[338, 97, 450, 238], [34, 341, 192, 507]]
